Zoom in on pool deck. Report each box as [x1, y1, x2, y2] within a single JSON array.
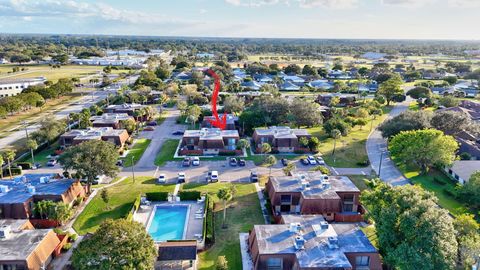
[[134, 201, 205, 244]]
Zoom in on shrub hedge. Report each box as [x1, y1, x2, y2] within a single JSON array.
[[145, 192, 169, 201], [179, 191, 201, 201], [204, 194, 215, 245]]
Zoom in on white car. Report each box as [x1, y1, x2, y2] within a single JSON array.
[[178, 172, 186, 183], [210, 171, 219, 182], [192, 157, 200, 166], [307, 156, 317, 165], [157, 174, 166, 184], [315, 156, 326, 165]]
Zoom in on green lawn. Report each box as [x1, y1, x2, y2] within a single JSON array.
[[306, 107, 391, 168], [154, 139, 180, 166], [182, 182, 264, 270], [346, 175, 371, 191], [400, 166, 469, 217], [18, 142, 59, 166], [408, 101, 437, 112], [122, 138, 151, 167], [0, 64, 102, 82], [73, 177, 175, 235]]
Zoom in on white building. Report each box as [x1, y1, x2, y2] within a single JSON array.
[[445, 160, 480, 185], [0, 77, 46, 97]]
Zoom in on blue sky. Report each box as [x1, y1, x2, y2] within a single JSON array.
[[0, 0, 479, 40]]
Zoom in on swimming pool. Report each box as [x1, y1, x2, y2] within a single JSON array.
[[147, 205, 189, 242]]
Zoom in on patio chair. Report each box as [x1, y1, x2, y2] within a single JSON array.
[[195, 208, 204, 214]]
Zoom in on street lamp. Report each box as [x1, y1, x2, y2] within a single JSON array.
[[378, 151, 384, 179], [22, 121, 29, 140], [131, 156, 135, 183]]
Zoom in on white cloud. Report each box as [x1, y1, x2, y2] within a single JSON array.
[[381, 0, 436, 7], [225, 0, 357, 8], [199, 8, 208, 14], [448, 0, 480, 7]]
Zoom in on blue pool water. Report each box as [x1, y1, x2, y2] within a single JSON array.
[[147, 205, 188, 242]]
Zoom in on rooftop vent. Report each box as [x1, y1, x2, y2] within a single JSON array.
[[321, 179, 331, 190], [320, 221, 329, 230], [294, 236, 306, 250], [27, 185, 35, 194], [0, 225, 11, 239], [289, 222, 302, 233], [39, 176, 49, 184], [328, 236, 339, 249], [0, 185, 9, 193]]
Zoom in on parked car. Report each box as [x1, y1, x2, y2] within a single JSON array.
[[315, 156, 326, 165], [157, 174, 166, 184], [281, 158, 289, 166], [46, 159, 57, 167], [178, 172, 186, 183], [182, 157, 191, 167], [250, 171, 259, 183], [229, 157, 238, 166], [191, 157, 200, 166], [172, 131, 184, 136], [144, 126, 155, 131], [307, 155, 317, 165], [300, 158, 309, 165], [238, 159, 246, 166], [207, 171, 219, 182], [147, 121, 157, 126]]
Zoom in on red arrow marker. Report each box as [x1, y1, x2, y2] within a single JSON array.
[[206, 69, 227, 130]]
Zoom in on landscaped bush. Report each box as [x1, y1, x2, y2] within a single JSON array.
[[133, 195, 142, 211], [53, 228, 66, 235], [69, 233, 78, 242], [204, 195, 215, 245], [433, 177, 447, 186], [310, 165, 331, 175], [356, 159, 370, 166], [443, 188, 457, 198], [62, 243, 72, 251], [179, 191, 201, 201], [15, 162, 32, 169], [218, 151, 236, 156], [145, 192, 169, 201], [2, 167, 22, 177]]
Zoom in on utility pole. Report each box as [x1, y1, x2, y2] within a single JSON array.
[[378, 151, 384, 178], [131, 156, 135, 183], [22, 121, 29, 140]]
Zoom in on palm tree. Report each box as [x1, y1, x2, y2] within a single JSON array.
[[26, 139, 38, 165], [236, 139, 250, 151], [265, 155, 277, 176], [2, 149, 16, 179], [330, 129, 341, 163], [217, 188, 233, 229], [261, 142, 271, 162]]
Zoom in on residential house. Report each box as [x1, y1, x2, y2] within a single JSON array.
[[0, 77, 46, 97], [59, 127, 130, 148], [456, 131, 480, 160], [254, 74, 274, 83], [357, 82, 378, 93], [266, 173, 364, 222], [308, 79, 333, 90], [248, 215, 382, 270], [179, 128, 240, 156], [432, 86, 455, 96], [201, 114, 238, 130], [156, 240, 197, 270], [252, 126, 311, 153], [241, 81, 262, 91], [0, 219, 63, 270], [437, 100, 480, 122], [282, 75, 305, 86], [172, 71, 193, 81], [0, 174, 85, 219], [104, 103, 146, 117], [316, 94, 356, 107], [445, 160, 480, 185], [361, 52, 386, 60], [90, 113, 135, 129], [328, 70, 352, 80], [279, 81, 300, 91]]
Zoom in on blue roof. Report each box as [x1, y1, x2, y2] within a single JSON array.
[[283, 75, 305, 83], [279, 81, 300, 91], [0, 174, 76, 204], [309, 80, 333, 89], [241, 81, 262, 90]]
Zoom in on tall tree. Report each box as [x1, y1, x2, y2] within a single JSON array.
[[26, 139, 38, 165], [2, 149, 16, 179], [379, 110, 432, 138], [71, 219, 156, 270], [217, 187, 233, 229], [59, 140, 119, 192], [223, 96, 245, 114], [289, 99, 323, 127], [32, 119, 66, 145], [389, 129, 458, 173], [377, 75, 404, 106], [431, 110, 476, 136], [362, 182, 458, 270]]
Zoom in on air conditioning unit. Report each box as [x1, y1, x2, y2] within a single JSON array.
[[27, 185, 35, 194], [328, 236, 339, 249], [289, 222, 302, 233], [0, 185, 9, 193], [0, 225, 11, 239], [294, 236, 305, 250], [320, 221, 329, 230]]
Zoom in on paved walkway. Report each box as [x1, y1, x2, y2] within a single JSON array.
[[239, 233, 254, 270], [254, 183, 270, 224], [366, 99, 412, 186]]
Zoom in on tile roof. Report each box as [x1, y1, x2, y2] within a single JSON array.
[[184, 128, 239, 140]]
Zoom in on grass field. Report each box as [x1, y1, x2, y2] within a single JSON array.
[[181, 182, 264, 270], [306, 106, 391, 168], [154, 139, 180, 166], [73, 177, 175, 235], [18, 142, 60, 167], [122, 138, 151, 167], [408, 101, 437, 112], [0, 64, 103, 82]]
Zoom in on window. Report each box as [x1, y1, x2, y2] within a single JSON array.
[[344, 194, 354, 203], [280, 195, 291, 204], [343, 204, 353, 212], [356, 256, 370, 267], [266, 258, 282, 270], [280, 204, 290, 212]]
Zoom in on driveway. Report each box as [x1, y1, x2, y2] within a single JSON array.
[[366, 98, 412, 186]]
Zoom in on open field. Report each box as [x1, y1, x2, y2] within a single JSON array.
[[154, 139, 180, 166], [307, 106, 391, 168], [0, 64, 103, 82], [181, 182, 264, 270], [122, 138, 151, 167], [73, 177, 175, 235]]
